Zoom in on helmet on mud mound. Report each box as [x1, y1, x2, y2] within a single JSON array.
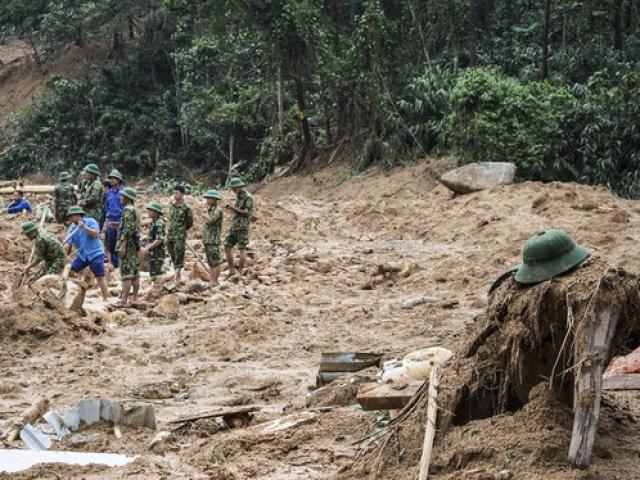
[[146, 202, 163, 214], [58, 172, 71, 182], [83, 163, 101, 176], [66, 206, 86, 217], [21, 222, 38, 235], [227, 177, 246, 188], [514, 229, 589, 285], [108, 169, 124, 182], [203, 189, 222, 200], [120, 187, 137, 201]]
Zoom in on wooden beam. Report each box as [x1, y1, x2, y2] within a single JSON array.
[[418, 367, 441, 480], [603, 373, 640, 390], [357, 382, 424, 411], [568, 303, 620, 468]]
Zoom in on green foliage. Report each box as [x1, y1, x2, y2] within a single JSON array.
[[3, 0, 640, 196], [444, 67, 575, 181]]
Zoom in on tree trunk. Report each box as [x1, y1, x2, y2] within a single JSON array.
[[295, 76, 312, 147], [542, 0, 551, 80], [276, 65, 284, 138], [613, 0, 624, 50]]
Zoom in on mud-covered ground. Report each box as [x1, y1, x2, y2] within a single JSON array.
[[1, 158, 640, 479]]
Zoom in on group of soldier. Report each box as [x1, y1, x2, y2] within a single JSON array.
[[19, 162, 254, 308]]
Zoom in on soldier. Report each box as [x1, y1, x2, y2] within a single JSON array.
[[224, 177, 253, 276], [104, 169, 125, 267], [141, 202, 166, 280], [65, 206, 109, 301], [167, 185, 193, 284], [53, 172, 77, 224], [202, 190, 223, 285], [78, 163, 103, 222], [21, 222, 65, 280], [115, 187, 141, 308]]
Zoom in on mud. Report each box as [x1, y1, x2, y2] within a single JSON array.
[[1, 158, 640, 478]]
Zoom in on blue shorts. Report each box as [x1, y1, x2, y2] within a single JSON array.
[[71, 256, 106, 277]]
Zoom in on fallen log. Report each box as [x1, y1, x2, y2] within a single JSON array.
[[0, 185, 55, 195], [1, 398, 50, 443]]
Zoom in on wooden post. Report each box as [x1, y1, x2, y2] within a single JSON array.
[[568, 303, 620, 468], [418, 367, 440, 480]]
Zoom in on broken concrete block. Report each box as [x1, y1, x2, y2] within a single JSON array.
[[119, 404, 156, 430], [20, 424, 52, 451], [43, 411, 70, 440]]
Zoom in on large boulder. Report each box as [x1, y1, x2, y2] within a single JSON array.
[[440, 162, 516, 194]]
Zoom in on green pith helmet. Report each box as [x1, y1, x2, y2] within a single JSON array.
[[121, 187, 137, 201], [146, 202, 163, 214], [514, 229, 589, 285], [203, 189, 222, 200], [228, 177, 246, 188], [67, 205, 85, 217], [59, 172, 71, 182], [108, 169, 124, 181], [21, 222, 38, 235], [83, 163, 100, 176]]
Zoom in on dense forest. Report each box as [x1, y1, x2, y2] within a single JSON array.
[[1, 1, 640, 195]]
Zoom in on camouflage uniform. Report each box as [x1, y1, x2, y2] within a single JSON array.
[[147, 217, 166, 277], [116, 204, 141, 280], [225, 191, 253, 250], [33, 229, 65, 279], [167, 203, 193, 268], [82, 179, 104, 222], [203, 206, 223, 267], [53, 182, 76, 224]]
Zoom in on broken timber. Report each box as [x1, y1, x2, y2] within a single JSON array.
[[418, 367, 440, 480], [357, 382, 423, 411], [568, 302, 620, 468], [1, 398, 50, 444], [603, 373, 640, 390], [168, 406, 259, 425]]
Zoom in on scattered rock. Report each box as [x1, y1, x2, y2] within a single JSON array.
[[153, 294, 180, 318], [68, 432, 101, 446], [440, 162, 516, 194], [184, 280, 209, 294], [496, 470, 514, 480], [400, 296, 439, 310], [314, 261, 332, 274]]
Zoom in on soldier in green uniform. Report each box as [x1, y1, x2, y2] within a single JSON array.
[[141, 202, 166, 279], [78, 163, 103, 222], [53, 172, 77, 224], [115, 187, 141, 307], [202, 190, 223, 285], [224, 177, 253, 276], [21, 222, 65, 280], [167, 185, 193, 284]]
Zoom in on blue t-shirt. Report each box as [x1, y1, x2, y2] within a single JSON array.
[[105, 185, 124, 220], [6, 198, 32, 214], [66, 217, 104, 261]]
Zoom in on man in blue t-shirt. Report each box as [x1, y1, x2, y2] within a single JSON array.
[[3, 190, 32, 214], [104, 169, 125, 267], [65, 206, 109, 301]]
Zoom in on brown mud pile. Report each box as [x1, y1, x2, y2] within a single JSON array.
[[344, 257, 640, 480], [1, 159, 640, 479]]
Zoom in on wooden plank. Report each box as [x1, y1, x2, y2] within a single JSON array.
[[568, 302, 620, 469], [418, 367, 440, 480], [357, 381, 423, 411], [168, 406, 259, 424], [603, 373, 640, 390], [320, 352, 382, 372]]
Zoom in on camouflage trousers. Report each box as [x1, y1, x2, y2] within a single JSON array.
[[119, 244, 140, 280], [204, 243, 222, 268], [167, 238, 186, 268], [55, 206, 72, 224], [149, 258, 164, 277], [224, 229, 249, 250], [35, 257, 65, 280]]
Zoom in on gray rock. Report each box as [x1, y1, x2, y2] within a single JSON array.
[[68, 432, 101, 446], [440, 162, 516, 194]]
